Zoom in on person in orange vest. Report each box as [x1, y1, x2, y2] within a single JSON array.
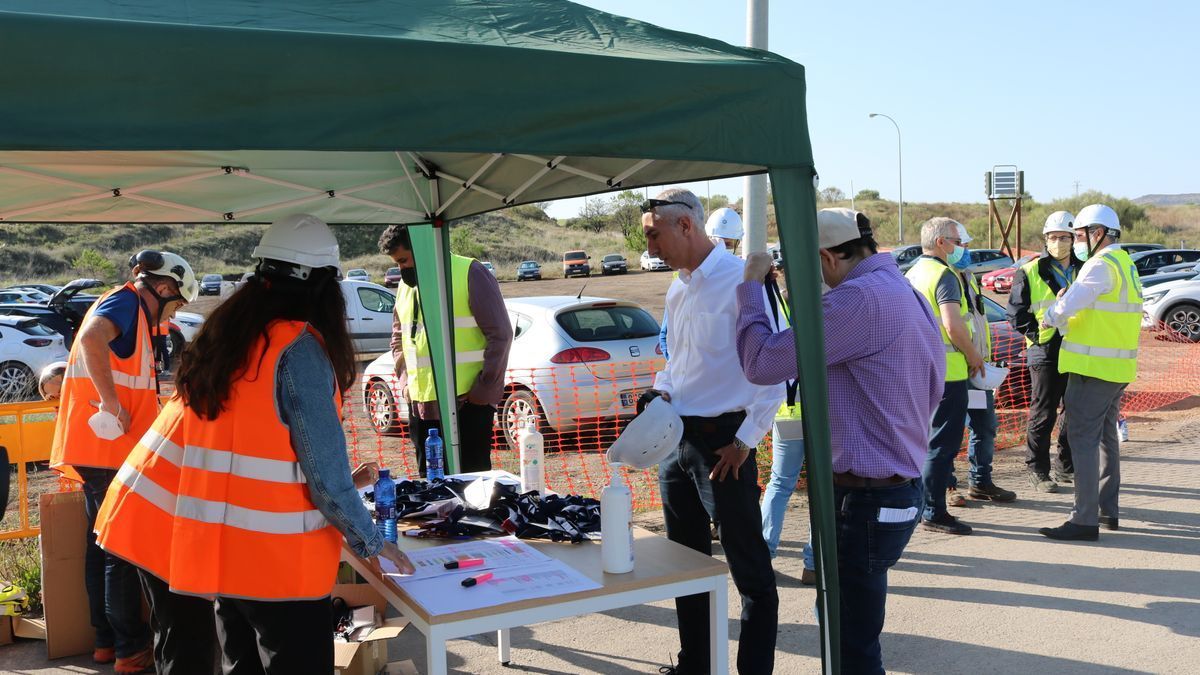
[[95, 214, 414, 673], [50, 250, 198, 673]]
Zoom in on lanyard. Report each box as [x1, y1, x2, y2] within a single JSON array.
[[764, 278, 799, 407], [1049, 261, 1074, 291]]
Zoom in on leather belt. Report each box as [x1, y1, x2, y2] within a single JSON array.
[[832, 472, 912, 489]]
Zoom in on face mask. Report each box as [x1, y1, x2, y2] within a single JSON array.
[[1073, 229, 1101, 262], [1047, 239, 1072, 260], [947, 246, 971, 269], [400, 267, 418, 288]]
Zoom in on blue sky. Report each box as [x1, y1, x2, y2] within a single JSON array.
[[547, 1, 1198, 217]]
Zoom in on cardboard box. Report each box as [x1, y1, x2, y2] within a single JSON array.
[[0, 615, 14, 645], [39, 491, 95, 659], [13, 616, 46, 639], [333, 618, 409, 675]]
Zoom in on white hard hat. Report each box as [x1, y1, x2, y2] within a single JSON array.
[[1043, 211, 1075, 235], [969, 363, 1010, 390], [38, 361, 67, 399], [955, 221, 973, 245], [605, 397, 683, 469], [705, 207, 743, 241], [1075, 204, 1121, 232], [138, 251, 198, 302], [251, 214, 341, 278]]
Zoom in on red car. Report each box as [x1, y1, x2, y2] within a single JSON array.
[[982, 254, 1038, 293]]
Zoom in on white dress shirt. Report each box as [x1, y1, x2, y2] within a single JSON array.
[[654, 245, 784, 448], [1043, 244, 1118, 332]]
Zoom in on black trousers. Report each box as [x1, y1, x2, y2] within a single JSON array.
[[1024, 364, 1074, 475], [214, 595, 332, 675], [659, 412, 778, 675], [139, 569, 219, 674], [408, 401, 495, 476]]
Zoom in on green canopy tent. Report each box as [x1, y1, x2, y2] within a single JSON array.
[[1, 1, 839, 669]]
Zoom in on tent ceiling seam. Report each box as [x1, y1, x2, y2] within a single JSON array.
[[397, 151, 432, 218], [504, 154, 564, 205], [435, 152, 502, 217]]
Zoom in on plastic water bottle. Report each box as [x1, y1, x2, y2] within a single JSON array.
[[601, 466, 634, 574], [374, 468, 397, 543], [519, 418, 544, 495], [425, 429, 445, 481]]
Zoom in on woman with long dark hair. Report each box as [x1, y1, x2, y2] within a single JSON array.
[[96, 214, 413, 674]]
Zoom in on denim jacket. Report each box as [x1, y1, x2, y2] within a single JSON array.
[[276, 332, 383, 559]]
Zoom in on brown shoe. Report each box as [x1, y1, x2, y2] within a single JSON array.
[[93, 646, 116, 664], [114, 647, 155, 674], [800, 568, 816, 585], [947, 487, 967, 507]]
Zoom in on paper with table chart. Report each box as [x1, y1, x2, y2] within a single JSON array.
[[377, 536, 601, 614]]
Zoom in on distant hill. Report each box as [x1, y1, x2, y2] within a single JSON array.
[[1134, 194, 1200, 206]]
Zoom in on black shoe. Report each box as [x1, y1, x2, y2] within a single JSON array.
[[923, 512, 972, 535], [1099, 516, 1119, 531], [1028, 471, 1059, 493], [1039, 521, 1099, 541], [1053, 470, 1074, 485], [969, 482, 1017, 503]]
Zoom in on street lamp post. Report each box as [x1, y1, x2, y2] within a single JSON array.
[[869, 113, 903, 243]]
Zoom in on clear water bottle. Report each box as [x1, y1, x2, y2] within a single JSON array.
[[374, 468, 397, 543], [425, 429, 445, 481]]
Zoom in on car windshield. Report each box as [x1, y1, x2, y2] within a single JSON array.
[[557, 305, 659, 342], [520, 262, 538, 269], [386, 267, 400, 275], [349, 269, 366, 275], [203, 274, 221, 282], [603, 254, 623, 262], [564, 251, 587, 261]]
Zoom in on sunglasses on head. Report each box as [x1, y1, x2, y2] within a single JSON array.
[[640, 199, 690, 214]]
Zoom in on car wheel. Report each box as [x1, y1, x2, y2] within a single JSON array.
[[366, 380, 403, 434], [0, 361, 35, 402], [500, 388, 544, 452], [165, 328, 185, 367], [1165, 302, 1200, 342]]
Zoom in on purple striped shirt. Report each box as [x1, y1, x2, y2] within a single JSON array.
[[735, 253, 945, 478]]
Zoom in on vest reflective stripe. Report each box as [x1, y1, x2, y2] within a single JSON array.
[[397, 254, 488, 401], [51, 283, 160, 478], [95, 321, 342, 600], [906, 257, 971, 382], [1022, 258, 1061, 348], [1059, 249, 1143, 383]]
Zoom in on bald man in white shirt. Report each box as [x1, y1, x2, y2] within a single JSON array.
[[641, 188, 783, 675]]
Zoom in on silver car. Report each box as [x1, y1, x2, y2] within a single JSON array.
[[360, 296, 665, 450], [962, 249, 1014, 279]]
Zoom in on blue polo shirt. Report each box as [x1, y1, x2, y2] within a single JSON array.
[[91, 288, 150, 359]]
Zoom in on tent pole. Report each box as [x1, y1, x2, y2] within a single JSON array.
[[769, 166, 840, 675]]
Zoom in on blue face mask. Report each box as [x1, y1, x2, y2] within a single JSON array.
[[948, 246, 972, 270]]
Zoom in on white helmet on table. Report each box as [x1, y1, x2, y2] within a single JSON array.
[[1043, 211, 1075, 235], [251, 213, 341, 280], [605, 397, 683, 469], [705, 207, 744, 242]]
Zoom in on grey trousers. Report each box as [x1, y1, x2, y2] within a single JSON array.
[[1063, 373, 1125, 527]]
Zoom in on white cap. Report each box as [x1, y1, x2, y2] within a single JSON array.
[[605, 397, 683, 469], [969, 363, 1010, 390], [251, 214, 341, 275], [1075, 204, 1121, 232], [705, 207, 743, 241], [955, 222, 973, 245], [817, 208, 870, 248], [38, 361, 68, 399], [1043, 211, 1075, 235]]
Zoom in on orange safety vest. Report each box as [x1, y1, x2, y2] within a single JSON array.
[[50, 283, 160, 482], [95, 321, 343, 601]]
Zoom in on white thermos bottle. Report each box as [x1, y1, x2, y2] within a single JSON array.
[[518, 418, 544, 495], [601, 465, 635, 574]]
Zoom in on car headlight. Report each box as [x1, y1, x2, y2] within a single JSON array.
[[1143, 291, 1167, 305]]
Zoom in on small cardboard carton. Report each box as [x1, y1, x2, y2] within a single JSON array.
[[332, 583, 409, 675], [39, 491, 95, 658]]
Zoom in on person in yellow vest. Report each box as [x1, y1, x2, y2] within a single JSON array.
[[1007, 211, 1082, 492], [1038, 204, 1143, 541], [906, 217, 983, 535], [49, 249, 197, 673], [378, 225, 512, 476], [95, 214, 415, 673]]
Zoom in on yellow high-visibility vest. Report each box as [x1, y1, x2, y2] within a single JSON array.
[[1059, 248, 1143, 383], [907, 257, 971, 382]]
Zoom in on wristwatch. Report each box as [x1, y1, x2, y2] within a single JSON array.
[[731, 437, 751, 453]]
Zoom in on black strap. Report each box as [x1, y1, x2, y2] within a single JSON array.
[[764, 278, 799, 408]]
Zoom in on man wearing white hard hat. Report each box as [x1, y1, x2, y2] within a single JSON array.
[[1007, 211, 1081, 493], [945, 223, 1018, 507], [737, 208, 943, 674], [1038, 204, 1143, 541]]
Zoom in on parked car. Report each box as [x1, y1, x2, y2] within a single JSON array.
[[961, 249, 1014, 279], [198, 273, 223, 296], [0, 288, 51, 304], [1142, 269, 1200, 290], [10, 284, 61, 296], [1149, 260, 1200, 276], [481, 261, 496, 277], [516, 261, 542, 281], [890, 244, 923, 273], [600, 254, 628, 275], [360, 296, 665, 449], [0, 315, 69, 401], [1117, 243, 1165, 255], [342, 279, 396, 354], [0, 279, 104, 349], [983, 254, 1039, 293], [1130, 249, 1200, 277], [981, 295, 1030, 408], [562, 250, 590, 278], [164, 310, 205, 363], [639, 251, 669, 271], [1142, 278, 1200, 342], [345, 268, 370, 282], [383, 267, 403, 288]]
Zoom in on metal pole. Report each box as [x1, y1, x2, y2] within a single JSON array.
[[742, 0, 769, 257], [869, 113, 903, 243]]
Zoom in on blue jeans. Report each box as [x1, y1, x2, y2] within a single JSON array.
[[923, 380, 968, 520], [823, 479, 922, 675], [948, 386, 997, 489], [79, 468, 151, 658], [761, 435, 808, 560]]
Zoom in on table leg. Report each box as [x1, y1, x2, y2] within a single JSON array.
[[709, 579, 729, 675], [427, 627, 449, 675], [498, 628, 511, 665]]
